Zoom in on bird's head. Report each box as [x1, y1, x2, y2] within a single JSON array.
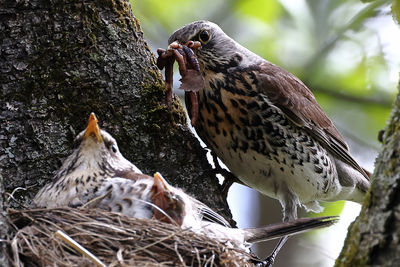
[[56, 113, 141, 181], [77, 113, 118, 156], [83, 112, 104, 143], [150, 172, 186, 226], [168, 20, 248, 72]]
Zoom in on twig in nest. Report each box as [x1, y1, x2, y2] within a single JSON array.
[[81, 189, 112, 209], [55, 230, 106, 267], [6, 185, 36, 208]]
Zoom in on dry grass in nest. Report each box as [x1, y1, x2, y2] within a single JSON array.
[[7, 207, 255, 266]]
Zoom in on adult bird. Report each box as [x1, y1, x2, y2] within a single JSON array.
[[33, 113, 337, 258], [168, 20, 370, 264]]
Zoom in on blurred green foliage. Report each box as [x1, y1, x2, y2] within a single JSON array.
[[393, 0, 400, 24], [312, 201, 346, 218], [236, 0, 282, 22], [131, 0, 398, 216]]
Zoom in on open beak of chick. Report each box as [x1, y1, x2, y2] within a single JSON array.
[[84, 113, 103, 143], [151, 172, 185, 226]]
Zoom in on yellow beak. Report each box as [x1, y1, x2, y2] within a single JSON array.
[[154, 172, 171, 192], [84, 113, 103, 143]]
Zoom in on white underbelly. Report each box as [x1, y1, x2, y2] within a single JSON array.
[[215, 144, 341, 205]]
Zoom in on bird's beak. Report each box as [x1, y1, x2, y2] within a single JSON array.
[[151, 172, 184, 226], [84, 113, 103, 143], [153, 172, 171, 192]]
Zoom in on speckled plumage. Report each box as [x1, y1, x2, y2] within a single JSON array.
[[33, 113, 338, 255], [169, 21, 370, 222], [33, 113, 153, 218], [32, 113, 216, 226]]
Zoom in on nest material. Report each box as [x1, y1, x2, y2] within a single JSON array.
[[8, 207, 254, 267]]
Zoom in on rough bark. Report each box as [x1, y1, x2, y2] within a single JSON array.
[[334, 3, 400, 266], [335, 82, 400, 267], [0, 171, 9, 267], [0, 0, 232, 264]]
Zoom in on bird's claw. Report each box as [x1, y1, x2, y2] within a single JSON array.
[[252, 257, 274, 267], [250, 255, 274, 267], [207, 151, 245, 199], [262, 256, 275, 267]]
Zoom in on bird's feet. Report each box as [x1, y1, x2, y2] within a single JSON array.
[[250, 255, 275, 267], [220, 171, 243, 199], [261, 255, 275, 267]]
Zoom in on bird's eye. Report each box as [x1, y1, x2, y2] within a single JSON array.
[[199, 29, 210, 43], [111, 145, 117, 153]]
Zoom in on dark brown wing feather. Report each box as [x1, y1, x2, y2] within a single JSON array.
[[257, 62, 346, 147], [250, 62, 369, 180]]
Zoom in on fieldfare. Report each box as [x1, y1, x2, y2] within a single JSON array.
[[167, 20, 370, 264]]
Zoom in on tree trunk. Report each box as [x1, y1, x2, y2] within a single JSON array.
[[0, 0, 232, 264], [335, 4, 400, 266], [334, 82, 400, 267], [0, 172, 9, 267]]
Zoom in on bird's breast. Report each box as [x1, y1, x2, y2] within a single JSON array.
[[194, 75, 341, 203], [95, 178, 154, 219]]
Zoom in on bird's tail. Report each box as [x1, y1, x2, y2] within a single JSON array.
[[243, 216, 338, 243]]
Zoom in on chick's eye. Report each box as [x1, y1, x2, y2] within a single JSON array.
[[199, 29, 210, 43], [111, 145, 117, 153]]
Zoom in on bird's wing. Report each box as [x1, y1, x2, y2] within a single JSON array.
[[239, 62, 369, 180]]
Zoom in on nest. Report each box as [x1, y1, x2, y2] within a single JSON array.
[[8, 207, 255, 266]]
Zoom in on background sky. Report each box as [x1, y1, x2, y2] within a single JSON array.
[[131, 0, 399, 266]]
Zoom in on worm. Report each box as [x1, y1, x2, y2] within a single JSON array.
[[181, 45, 200, 72], [156, 42, 202, 125], [188, 91, 199, 126]]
